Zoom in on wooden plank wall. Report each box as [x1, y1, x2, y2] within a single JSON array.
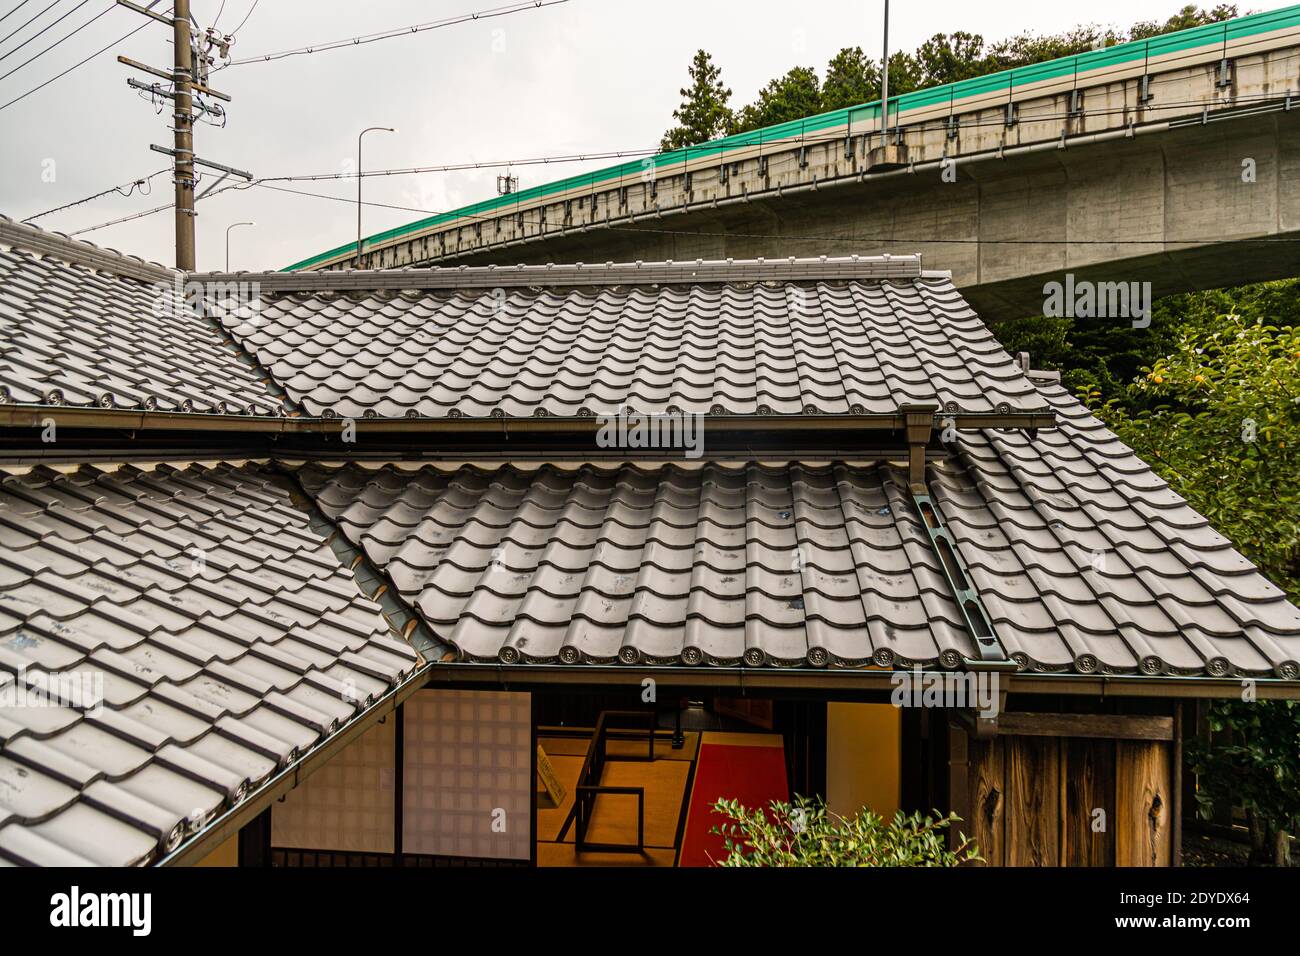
[[965, 733, 1173, 866]]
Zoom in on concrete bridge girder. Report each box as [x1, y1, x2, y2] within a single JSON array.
[[321, 35, 1300, 319]]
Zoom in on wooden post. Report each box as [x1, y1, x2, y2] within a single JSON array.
[[947, 718, 972, 855]]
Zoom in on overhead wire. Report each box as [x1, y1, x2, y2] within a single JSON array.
[[217, 0, 567, 68], [0, 0, 95, 64], [0, 3, 170, 111], [0, 1, 36, 27], [22, 168, 169, 222], [0, 1, 116, 83], [0, 0, 58, 51], [226, 0, 254, 36]]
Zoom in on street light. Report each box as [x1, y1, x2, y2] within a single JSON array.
[[357, 126, 398, 268], [225, 221, 255, 271], [881, 0, 890, 139]]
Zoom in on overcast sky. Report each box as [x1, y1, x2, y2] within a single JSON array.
[[0, 0, 1278, 270]]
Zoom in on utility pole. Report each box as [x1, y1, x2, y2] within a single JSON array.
[[173, 0, 195, 270], [117, 1, 250, 270]]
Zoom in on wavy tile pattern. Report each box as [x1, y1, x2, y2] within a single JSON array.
[[299, 385, 1300, 678], [0, 463, 419, 866], [224, 278, 1046, 419], [0, 245, 283, 414], [935, 383, 1300, 679], [299, 461, 974, 668]]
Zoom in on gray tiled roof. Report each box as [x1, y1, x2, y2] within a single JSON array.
[[297, 383, 1300, 678], [301, 460, 977, 671], [0, 239, 285, 415], [221, 277, 1048, 419], [0, 462, 420, 866], [299, 460, 971, 668], [935, 383, 1300, 678]]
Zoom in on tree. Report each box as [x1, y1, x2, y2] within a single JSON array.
[[660, 49, 735, 152], [1085, 295, 1300, 601], [662, 6, 1248, 147], [733, 66, 822, 132], [1130, 4, 1238, 40], [821, 46, 878, 112], [883, 50, 923, 99], [915, 31, 987, 87], [709, 795, 981, 867]]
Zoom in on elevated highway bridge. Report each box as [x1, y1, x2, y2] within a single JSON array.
[[289, 6, 1300, 319]]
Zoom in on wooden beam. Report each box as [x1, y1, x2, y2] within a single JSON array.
[[997, 712, 1174, 741], [116, 0, 173, 25], [117, 54, 174, 83]]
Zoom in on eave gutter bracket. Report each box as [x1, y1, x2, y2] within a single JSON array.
[[897, 402, 938, 493]]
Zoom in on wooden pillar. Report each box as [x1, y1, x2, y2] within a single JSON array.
[[947, 718, 972, 855]]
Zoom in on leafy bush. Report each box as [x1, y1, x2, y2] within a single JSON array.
[[1085, 309, 1300, 601], [709, 795, 981, 867], [1187, 700, 1300, 866]]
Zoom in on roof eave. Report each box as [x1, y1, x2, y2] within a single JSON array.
[[0, 404, 1059, 434], [157, 664, 433, 867], [421, 661, 1300, 700]]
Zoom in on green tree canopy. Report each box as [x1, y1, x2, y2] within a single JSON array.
[[733, 66, 822, 132], [1086, 293, 1300, 600], [660, 6, 1240, 148], [821, 46, 878, 113], [660, 49, 735, 152], [915, 30, 986, 87], [1130, 3, 1240, 40]]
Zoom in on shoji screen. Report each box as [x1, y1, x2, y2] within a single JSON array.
[[271, 718, 396, 853], [402, 690, 531, 861]]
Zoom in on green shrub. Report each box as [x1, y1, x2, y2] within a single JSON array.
[[709, 795, 981, 867]]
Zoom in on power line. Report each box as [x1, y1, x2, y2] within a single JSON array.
[[230, 83, 1295, 187], [226, 0, 253, 35], [61, 174, 435, 236], [0, 0, 58, 51], [0, 6, 169, 112], [0, 2, 116, 83], [220, 0, 568, 68], [262, 148, 661, 183], [210, 0, 224, 28], [0, 0, 97, 64], [64, 164, 1300, 249], [21, 168, 169, 221], [252, 181, 437, 215], [66, 198, 172, 235], [0, 1, 36, 27]]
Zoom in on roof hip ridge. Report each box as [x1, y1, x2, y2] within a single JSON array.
[[0, 213, 176, 284]]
